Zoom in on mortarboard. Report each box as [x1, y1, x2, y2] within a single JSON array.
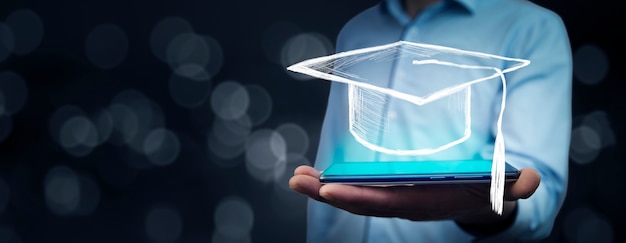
[[287, 40, 530, 214]]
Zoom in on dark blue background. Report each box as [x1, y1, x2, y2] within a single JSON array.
[[0, 0, 623, 242]]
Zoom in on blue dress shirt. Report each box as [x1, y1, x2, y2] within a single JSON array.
[[308, 0, 572, 242]]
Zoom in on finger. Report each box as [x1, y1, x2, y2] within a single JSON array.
[[317, 184, 402, 217], [506, 168, 541, 200], [289, 174, 325, 201], [319, 184, 417, 211], [293, 165, 320, 178], [319, 184, 457, 221]]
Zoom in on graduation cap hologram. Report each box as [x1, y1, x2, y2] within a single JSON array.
[[287, 41, 531, 215]]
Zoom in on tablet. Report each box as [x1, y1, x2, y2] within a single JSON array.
[[319, 159, 520, 185]]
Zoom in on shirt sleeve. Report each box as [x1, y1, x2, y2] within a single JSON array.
[[467, 9, 573, 242]]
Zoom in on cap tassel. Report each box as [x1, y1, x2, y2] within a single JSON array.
[[490, 68, 507, 215]]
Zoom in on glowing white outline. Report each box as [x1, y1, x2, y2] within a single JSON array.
[[287, 41, 531, 214]]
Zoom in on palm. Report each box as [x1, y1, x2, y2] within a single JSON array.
[[289, 165, 540, 224]]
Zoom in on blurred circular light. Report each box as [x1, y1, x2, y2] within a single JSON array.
[[74, 173, 101, 216], [581, 110, 615, 148], [59, 115, 99, 157], [569, 125, 601, 165], [0, 115, 12, 143], [145, 204, 183, 243], [49, 105, 87, 144], [168, 73, 212, 108], [208, 115, 252, 165], [150, 16, 194, 62], [208, 115, 252, 166], [0, 22, 15, 62], [563, 207, 614, 243], [244, 84, 272, 126], [166, 33, 223, 81], [107, 103, 139, 145], [274, 153, 311, 188], [208, 131, 246, 164], [210, 81, 249, 120], [276, 122, 309, 155], [0, 71, 28, 116], [94, 108, 113, 145], [44, 166, 80, 216], [109, 90, 165, 153], [5, 8, 43, 55], [245, 129, 287, 183], [85, 23, 129, 69], [573, 44, 609, 85], [143, 128, 181, 166], [281, 32, 334, 80], [212, 115, 252, 147], [261, 21, 301, 65], [214, 196, 254, 239], [273, 152, 310, 192]]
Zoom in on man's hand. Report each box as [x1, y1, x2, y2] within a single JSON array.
[[289, 165, 540, 226]]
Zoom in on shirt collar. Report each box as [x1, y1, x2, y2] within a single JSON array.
[[383, 0, 477, 24]]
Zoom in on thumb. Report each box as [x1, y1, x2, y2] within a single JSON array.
[[506, 168, 541, 200]]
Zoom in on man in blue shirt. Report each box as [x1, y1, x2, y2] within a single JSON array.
[[289, 0, 572, 242]]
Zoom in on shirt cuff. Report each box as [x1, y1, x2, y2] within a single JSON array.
[[457, 199, 541, 242]]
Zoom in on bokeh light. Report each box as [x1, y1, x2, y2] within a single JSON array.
[[4, 8, 43, 55], [569, 125, 601, 165], [145, 204, 183, 243], [244, 129, 287, 183], [73, 173, 101, 216], [573, 44, 609, 85], [213, 196, 254, 243], [0, 22, 15, 62], [210, 81, 250, 121], [85, 23, 129, 69], [44, 166, 101, 217], [207, 115, 251, 166], [0, 71, 28, 116], [58, 115, 99, 157], [581, 110, 615, 148], [244, 84, 273, 126], [208, 132, 246, 165], [563, 207, 614, 243], [49, 105, 94, 155], [44, 166, 80, 216], [212, 115, 252, 147], [0, 1, 619, 243], [108, 89, 166, 155], [150, 16, 195, 62], [143, 128, 181, 166], [275, 122, 310, 155], [569, 110, 615, 165], [165, 32, 223, 81], [94, 108, 114, 145], [261, 21, 301, 65], [280, 32, 334, 80], [107, 102, 140, 146]]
